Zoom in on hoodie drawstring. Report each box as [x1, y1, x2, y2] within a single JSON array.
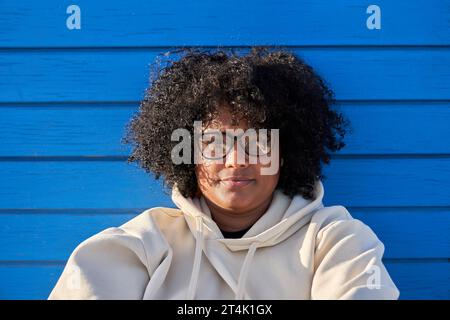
[[235, 242, 259, 300], [186, 215, 260, 300], [186, 216, 204, 299]]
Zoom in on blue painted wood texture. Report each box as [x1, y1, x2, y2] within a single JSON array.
[[0, 0, 449, 299]]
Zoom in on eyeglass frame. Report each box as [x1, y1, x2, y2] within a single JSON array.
[[196, 128, 275, 161]]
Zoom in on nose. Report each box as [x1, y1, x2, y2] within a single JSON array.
[[224, 140, 249, 168]]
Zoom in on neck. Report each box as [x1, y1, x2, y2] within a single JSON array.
[[204, 193, 274, 232]]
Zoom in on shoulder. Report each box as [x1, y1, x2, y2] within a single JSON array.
[[309, 204, 383, 251], [308, 205, 400, 299], [49, 206, 184, 299], [118, 206, 184, 237], [70, 206, 185, 272]]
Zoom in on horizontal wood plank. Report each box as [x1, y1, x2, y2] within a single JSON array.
[[0, 158, 449, 208], [0, 0, 448, 47], [0, 104, 136, 157], [384, 261, 450, 300], [1, 49, 449, 102], [1, 102, 449, 156]]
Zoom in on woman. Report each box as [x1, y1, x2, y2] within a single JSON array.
[[49, 47, 399, 299]]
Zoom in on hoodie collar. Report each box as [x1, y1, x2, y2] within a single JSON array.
[[171, 179, 324, 250]]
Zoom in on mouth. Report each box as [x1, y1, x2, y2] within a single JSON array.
[[219, 177, 255, 189]]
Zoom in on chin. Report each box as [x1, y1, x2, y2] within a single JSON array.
[[218, 197, 254, 212], [222, 204, 252, 214]]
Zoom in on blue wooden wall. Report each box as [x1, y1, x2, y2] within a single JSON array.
[[0, 0, 449, 299]]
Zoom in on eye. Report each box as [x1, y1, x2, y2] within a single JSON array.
[[256, 134, 272, 155], [258, 143, 271, 154], [202, 131, 222, 144], [200, 131, 227, 159]]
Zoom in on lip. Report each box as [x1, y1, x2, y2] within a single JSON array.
[[220, 177, 255, 189], [221, 176, 254, 181]]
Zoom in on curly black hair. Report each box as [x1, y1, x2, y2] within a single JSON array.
[[122, 46, 351, 200]]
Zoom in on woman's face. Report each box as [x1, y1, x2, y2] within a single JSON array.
[[195, 105, 281, 213]]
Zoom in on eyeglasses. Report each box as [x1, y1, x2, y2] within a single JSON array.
[[198, 129, 273, 160]]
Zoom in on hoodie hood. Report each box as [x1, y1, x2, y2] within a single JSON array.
[[171, 179, 325, 299]]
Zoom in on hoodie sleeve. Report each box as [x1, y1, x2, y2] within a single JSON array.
[[48, 227, 150, 300], [311, 217, 400, 300]]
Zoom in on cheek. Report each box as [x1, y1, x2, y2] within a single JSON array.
[[195, 163, 223, 185], [255, 170, 280, 191]]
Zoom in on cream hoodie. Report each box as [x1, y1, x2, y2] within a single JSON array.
[[48, 180, 400, 300]]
